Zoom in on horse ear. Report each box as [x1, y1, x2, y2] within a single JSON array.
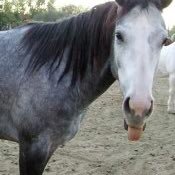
[[161, 0, 172, 8]]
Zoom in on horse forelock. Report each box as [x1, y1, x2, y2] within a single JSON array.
[[117, 0, 162, 12], [21, 2, 118, 86]]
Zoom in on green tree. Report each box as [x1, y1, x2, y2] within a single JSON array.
[[0, 0, 23, 30], [32, 4, 86, 22], [0, 0, 49, 29], [0, 0, 86, 30], [60, 5, 85, 17]]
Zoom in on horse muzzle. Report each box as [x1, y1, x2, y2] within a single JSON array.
[[123, 96, 153, 141], [124, 119, 146, 141]]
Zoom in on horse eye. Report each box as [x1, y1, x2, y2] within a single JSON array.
[[116, 32, 124, 42], [162, 38, 172, 46]]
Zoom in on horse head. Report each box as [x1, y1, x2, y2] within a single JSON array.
[[112, 0, 173, 140]]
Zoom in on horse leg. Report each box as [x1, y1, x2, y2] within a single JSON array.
[[19, 133, 56, 175], [168, 73, 175, 114]]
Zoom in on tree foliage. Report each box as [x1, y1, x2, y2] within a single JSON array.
[[0, 0, 86, 30], [33, 4, 86, 22]]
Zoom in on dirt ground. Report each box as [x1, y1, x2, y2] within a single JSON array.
[[0, 74, 175, 175]]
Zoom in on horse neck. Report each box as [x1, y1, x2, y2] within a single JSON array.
[[94, 62, 115, 96], [75, 61, 115, 107]]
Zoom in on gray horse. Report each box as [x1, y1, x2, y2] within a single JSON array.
[[0, 0, 172, 174]]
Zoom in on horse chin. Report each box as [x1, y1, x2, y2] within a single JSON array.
[[124, 119, 146, 141]]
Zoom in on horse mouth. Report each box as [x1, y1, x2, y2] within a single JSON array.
[[124, 120, 146, 131], [124, 120, 146, 141]]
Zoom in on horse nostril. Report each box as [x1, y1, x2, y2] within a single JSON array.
[[124, 97, 153, 117], [123, 97, 131, 114]]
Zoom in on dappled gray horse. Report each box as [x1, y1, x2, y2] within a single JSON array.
[[0, 0, 172, 174]]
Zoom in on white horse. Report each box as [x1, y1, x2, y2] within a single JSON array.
[[159, 41, 175, 113]]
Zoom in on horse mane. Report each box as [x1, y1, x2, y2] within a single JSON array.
[[21, 2, 118, 85]]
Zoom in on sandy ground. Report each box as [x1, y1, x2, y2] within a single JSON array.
[[0, 74, 175, 175]]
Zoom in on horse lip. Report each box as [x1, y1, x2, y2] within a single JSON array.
[[124, 120, 146, 131]]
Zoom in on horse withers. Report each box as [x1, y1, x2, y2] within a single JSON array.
[[0, 0, 172, 174]]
